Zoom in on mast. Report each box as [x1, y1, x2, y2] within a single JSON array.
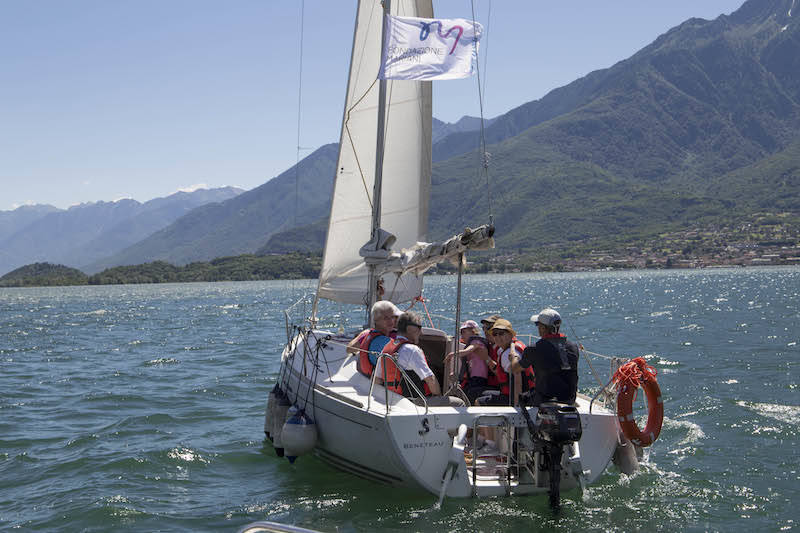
[[314, 0, 431, 314], [366, 0, 391, 326]]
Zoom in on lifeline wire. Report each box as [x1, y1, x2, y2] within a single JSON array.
[[299, 331, 322, 412], [568, 322, 610, 390]]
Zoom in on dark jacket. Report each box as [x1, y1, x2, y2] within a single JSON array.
[[520, 333, 578, 405]]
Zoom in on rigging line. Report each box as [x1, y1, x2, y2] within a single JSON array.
[[294, 0, 305, 228], [293, 0, 306, 309], [300, 336, 321, 411], [345, 0, 388, 209], [275, 318, 294, 392], [278, 326, 297, 393], [315, 333, 335, 382], [343, 77, 380, 208], [470, 0, 494, 226], [567, 323, 606, 389], [413, 295, 436, 329], [411, 79, 432, 245], [481, 0, 492, 100]]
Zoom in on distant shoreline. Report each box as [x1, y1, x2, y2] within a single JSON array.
[[2, 256, 797, 289]]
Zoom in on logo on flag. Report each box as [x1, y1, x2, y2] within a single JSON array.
[[379, 15, 483, 81]]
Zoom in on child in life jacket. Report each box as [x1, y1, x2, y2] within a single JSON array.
[[445, 320, 494, 403]]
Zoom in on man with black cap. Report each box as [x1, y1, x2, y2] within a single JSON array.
[[512, 308, 579, 405]]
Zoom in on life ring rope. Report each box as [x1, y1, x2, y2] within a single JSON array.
[[613, 357, 664, 447]]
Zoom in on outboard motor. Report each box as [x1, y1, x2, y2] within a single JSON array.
[[535, 403, 582, 445], [519, 394, 583, 512]]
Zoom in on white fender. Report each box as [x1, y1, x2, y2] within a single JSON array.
[[282, 409, 318, 463]]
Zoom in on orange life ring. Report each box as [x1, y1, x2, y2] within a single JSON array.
[[614, 357, 663, 447]]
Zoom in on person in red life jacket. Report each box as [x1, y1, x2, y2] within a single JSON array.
[[347, 300, 400, 378], [474, 314, 503, 405], [480, 314, 502, 377], [477, 318, 533, 406], [444, 320, 493, 403], [512, 308, 579, 406], [375, 311, 465, 407]]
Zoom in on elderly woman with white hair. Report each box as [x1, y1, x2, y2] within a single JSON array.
[[346, 300, 400, 378]]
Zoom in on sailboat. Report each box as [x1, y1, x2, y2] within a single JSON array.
[[265, 0, 661, 505]]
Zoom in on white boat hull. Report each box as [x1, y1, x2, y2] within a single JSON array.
[[271, 329, 620, 498]]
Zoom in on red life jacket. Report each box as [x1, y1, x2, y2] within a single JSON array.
[[490, 339, 534, 397], [381, 338, 432, 397], [356, 329, 394, 378]]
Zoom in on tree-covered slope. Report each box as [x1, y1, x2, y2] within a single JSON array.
[[0, 262, 88, 287]]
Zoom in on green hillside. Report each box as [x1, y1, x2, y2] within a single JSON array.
[[0, 254, 322, 287], [0, 263, 88, 287], [88, 254, 321, 284], [256, 217, 327, 254]]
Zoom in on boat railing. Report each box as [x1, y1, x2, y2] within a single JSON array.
[[283, 293, 315, 343], [588, 355, 628, 413], [366, 353, 428, 416], [470, 414, 515, 496]]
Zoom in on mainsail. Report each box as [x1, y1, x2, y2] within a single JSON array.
[[316, 0, 434, 307]]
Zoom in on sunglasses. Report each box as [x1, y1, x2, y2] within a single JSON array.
[[407, 322, 422, 329]]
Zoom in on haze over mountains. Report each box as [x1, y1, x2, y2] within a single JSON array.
[[0, 187, 242, 275], [3, 0, 799, 276]]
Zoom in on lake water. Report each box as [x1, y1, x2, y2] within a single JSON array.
[[1, 268, 797, 532]]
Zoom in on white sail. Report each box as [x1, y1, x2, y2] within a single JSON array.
[[316, 0, 433, 307]]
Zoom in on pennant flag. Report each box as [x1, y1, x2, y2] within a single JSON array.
[[379, 15, 483, 81]]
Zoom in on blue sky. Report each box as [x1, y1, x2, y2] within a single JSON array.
[[1, 0, 746, 211]]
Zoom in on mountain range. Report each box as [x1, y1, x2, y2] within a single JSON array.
[[3, 0, 799, 275], [0, 187, 243, 275]]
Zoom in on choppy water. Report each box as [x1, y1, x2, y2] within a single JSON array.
[[1, 268, 798, 532]]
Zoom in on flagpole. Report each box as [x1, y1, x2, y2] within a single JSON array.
[[366, 0, 391, 326]]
